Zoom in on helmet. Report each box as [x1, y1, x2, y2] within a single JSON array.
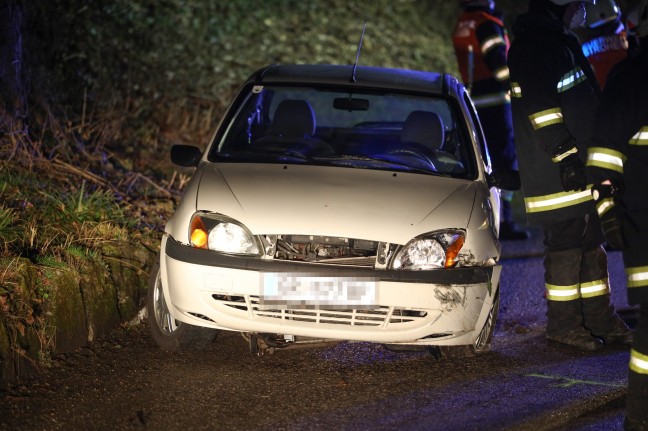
[[585, 0, 620, 28], [628, 0, 648, 38], [460, 0, 495, 9], [548, 0, 595, 5]]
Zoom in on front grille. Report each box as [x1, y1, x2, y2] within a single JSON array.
[[187, 312, 216, 322], [212, 294, 428, 327], [268, 235, 384, 268]]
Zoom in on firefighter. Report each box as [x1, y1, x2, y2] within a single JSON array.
[[586, 1, 648, 428], [581, 0, 629, 89], [452, 0, 529, 240], [507, 0, 633, 351]]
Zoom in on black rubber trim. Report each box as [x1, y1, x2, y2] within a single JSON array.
[[165, 237, 494, 284]]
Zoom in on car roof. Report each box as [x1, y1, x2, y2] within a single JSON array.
[[246, 64, 459, 96]]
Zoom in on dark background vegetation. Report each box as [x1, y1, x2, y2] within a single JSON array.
[[3, 0, 530, 170], [0, 0, 636, 380]]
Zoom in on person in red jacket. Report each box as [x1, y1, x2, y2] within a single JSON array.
[[586, 1, 648, 428], [581, 0, 629, 89], [452, 0, 529, 240]]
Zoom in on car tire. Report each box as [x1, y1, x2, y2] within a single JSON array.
[[470, 288, 499, 355], [442, 289, 500, 358], [147, 259, 218, 351]]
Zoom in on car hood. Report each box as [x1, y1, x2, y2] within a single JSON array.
[[195, 163, 477, 245]]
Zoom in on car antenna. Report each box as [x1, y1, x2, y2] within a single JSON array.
[[350, 20, 367, 83]]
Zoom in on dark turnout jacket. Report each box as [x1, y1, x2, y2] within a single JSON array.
[[586, 44, 648, 304], [508, 13, 600, 224], [587, 46, 648, 214]]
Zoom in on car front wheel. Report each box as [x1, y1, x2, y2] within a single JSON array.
[[471, 289, 499, 355], [441, 289, 500, 358], [147, 259, 218, 351]]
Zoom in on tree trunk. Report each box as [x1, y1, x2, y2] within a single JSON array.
[[0, 0, 25, 116]]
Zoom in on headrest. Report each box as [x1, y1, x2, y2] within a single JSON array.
[[268, 99, 316, 138], [401, 111, 445, 151]]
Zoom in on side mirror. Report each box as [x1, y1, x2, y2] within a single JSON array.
[[171, 145, 202, 167], [487, 170, 521, 191]]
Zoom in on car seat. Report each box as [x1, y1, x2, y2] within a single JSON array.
[[401, 110, 446, 152], [267, 99, 317, 139], [254, 99, 333, 156], [401, 110, 461, 172]]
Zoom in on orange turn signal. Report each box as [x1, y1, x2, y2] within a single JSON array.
[[444, 235, 465, 268], [191, 228, 208, 249]]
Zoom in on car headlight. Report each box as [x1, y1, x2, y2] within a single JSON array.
[[189, 213, 260, 255], [391, 230, 465, 270]]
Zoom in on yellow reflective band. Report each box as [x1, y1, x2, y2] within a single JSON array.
[[546, 283, 580, 301], [529, 108, 563, 130], [525, 187, 592, 213], [580, 279, 609, 298], [481, 35, 506, 54], [551, 146, 578, 163], [629, 127, 648, 146], [595, 197, 614, 217], [557, 67, 587, 93], [472, 92, 511, 108], [586, 147, 626, 173], [494, 66, 510, 81], [630, 349, 648, 375], [511, 82, 522, 98], [626, 266, 648, 288]]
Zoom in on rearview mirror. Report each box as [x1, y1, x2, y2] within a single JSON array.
[[488, 170, 521, 191], [333, 97, 369, 111]]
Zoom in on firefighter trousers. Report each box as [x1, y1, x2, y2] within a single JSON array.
[[622, 214, 648, 425], [627, 304, 648, 425], [621, 211, 648, 306], [542, 213, 622, 337]]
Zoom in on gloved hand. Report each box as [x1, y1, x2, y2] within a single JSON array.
[[591, 183, 626, 249], [557, 153, 587, 192]]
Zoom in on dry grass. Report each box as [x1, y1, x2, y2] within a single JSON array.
[[0, 93, 219, 369]]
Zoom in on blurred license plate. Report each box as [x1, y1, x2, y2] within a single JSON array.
[[260, 273, 377, 309]]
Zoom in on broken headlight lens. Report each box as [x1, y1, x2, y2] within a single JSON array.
[[189, 213, 260, 255], [391, 230, 465, 270]]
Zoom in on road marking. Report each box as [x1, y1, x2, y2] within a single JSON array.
[[524, 373, 624, 388]]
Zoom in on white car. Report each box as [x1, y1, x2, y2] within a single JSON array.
[[147, 64, 518, 356]]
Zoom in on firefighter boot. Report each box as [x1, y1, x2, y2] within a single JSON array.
[[582, 295, 634, 346], [580, 246, 633, 346], [545, 299, 604, 351]]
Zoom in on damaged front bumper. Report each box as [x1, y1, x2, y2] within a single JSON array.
[[160, 235, 501, 346]]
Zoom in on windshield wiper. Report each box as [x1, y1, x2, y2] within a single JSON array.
[[328, 155, 437, 175]]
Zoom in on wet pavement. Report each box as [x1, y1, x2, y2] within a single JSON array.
[[497, 223, 633, 431], [0, 222, 636, 431]]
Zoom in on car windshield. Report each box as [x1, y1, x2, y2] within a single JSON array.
[[208, 84, 477, 178]]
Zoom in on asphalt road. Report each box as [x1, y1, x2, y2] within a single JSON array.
[[0, 228, 636, 431]]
